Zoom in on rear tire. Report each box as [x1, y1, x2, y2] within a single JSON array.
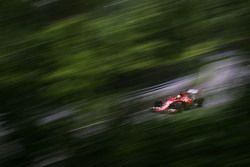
[[194, 98, 204, 107]]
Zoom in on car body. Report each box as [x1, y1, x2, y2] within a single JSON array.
[[152, 89, 203, 113]]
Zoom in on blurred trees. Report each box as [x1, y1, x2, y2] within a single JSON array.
[[0, 0, 249, 166]]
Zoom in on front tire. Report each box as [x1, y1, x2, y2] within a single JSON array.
[[168, 102, 184, 113], [154, 100, 163, 107]]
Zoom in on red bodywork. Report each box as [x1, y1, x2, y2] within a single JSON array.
[[153, 92, 193, 113]]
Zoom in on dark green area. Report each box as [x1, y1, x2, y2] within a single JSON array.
[[0, 0, 249, 166]]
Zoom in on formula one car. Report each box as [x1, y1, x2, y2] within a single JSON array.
[[152, 89, 204, 113]]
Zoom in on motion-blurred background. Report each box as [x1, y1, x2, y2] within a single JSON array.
[[0, 0, 250, 166]]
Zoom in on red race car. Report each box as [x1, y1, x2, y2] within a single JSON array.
[[152, 89, 204, 113]]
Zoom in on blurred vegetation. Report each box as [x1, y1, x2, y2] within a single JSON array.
[[0, 0, 250, 166]]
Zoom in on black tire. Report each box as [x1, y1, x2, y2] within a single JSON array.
[[154, 100, 163, 107], [183, 103, 190, 110], [176, 102, 184, 112], [168, 102, 184, 112], [194, 98, 204, 107]]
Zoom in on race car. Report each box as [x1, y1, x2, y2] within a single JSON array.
[[152, 89, 204, 113]]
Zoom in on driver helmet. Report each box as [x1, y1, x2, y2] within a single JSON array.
[[176, 94, 181, 99]]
